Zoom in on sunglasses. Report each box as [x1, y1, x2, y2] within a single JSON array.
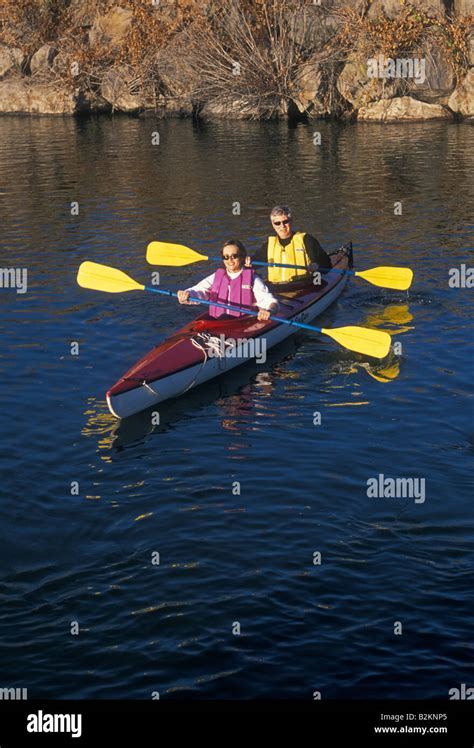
[[222, 253, 242, 260], [272, 219, 291, 226]]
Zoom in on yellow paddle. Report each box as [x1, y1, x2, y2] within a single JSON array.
[[77, 262, 145, 293], [77, 261, 392, 359], [146, 241, 413, 291]]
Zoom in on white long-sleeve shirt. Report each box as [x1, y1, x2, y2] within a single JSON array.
[[186, 270, 279, 311]]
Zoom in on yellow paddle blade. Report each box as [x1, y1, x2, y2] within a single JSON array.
[[321, 326, 391, 359], [77, 262, 145, 294], [355, 266, 413, 290], [146, 241, 208, 266]]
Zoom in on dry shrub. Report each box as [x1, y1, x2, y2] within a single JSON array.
[[179, 0, 328, 118], [0, 0, 71, 51], [110, 0, 197, 104], [333, 4, 473, 81], [119, 0, 195, 66]]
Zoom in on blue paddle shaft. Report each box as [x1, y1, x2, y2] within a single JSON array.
[[206, 255, 353, 276], [144, 286, 323, 334]]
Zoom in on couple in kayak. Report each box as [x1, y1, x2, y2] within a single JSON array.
[[177, 205, 332, 321]]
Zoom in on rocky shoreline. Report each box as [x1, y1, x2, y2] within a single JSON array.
[[0, 0, 472, 122]]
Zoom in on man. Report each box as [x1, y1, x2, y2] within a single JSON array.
[[251, 205, 332, 285]]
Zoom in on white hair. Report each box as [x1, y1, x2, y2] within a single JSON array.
[[270, 205, 291, 219]]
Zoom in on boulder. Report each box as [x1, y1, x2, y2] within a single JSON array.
[[287, 5, 331, 46], [155, 43, 193, 98], [139, 96, 194, 118], [293, 64, 324, 113], [468, 33, 474, 67], [405, 45, 455, 104], [337, 55, 401, 108], [357, 95, 453, 121], [30, 45, 59, 75], [0, 46, 24, 78], [89, 7, 133, 48], [293, 62, 349, 117], [51, 52, 73, 76], [100, 67, 144, 112], [0, 77, 92, 114], [453, 0, 474, 15], [448, 69, 474, 116]]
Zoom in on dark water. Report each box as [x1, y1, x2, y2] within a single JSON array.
[[0, 116, 473, 699]]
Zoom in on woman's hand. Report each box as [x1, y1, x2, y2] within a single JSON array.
[[258, 302, 278, 321], [244, 256, 253, 268], [177, 290, 191, 304]]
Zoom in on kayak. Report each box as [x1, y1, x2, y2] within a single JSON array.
[[106, 243, 353, 419], [106, 243, 353, 418]]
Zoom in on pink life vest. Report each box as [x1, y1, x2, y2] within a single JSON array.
[[208, 268, 256, 318]]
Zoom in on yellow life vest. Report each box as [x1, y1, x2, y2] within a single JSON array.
[[267, 231, 311, 283]]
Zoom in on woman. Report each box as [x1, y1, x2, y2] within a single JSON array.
[[177, 240, 279, 321]]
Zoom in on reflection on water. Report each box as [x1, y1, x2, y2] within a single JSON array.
[[81, 336, 304, 450], [365, 303, 415, 334], [361, 357, 401, 383], [82, 397, 117, 462], [81, 301, 413, 449], [321, 302, 412, 395], [336, 354, 402, 385], [325, 401, 370, 407], [219, 384, 256, 433]]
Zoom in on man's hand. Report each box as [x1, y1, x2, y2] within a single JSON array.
[[307, 262, 320, 273], [245, 256, 253, 268]]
